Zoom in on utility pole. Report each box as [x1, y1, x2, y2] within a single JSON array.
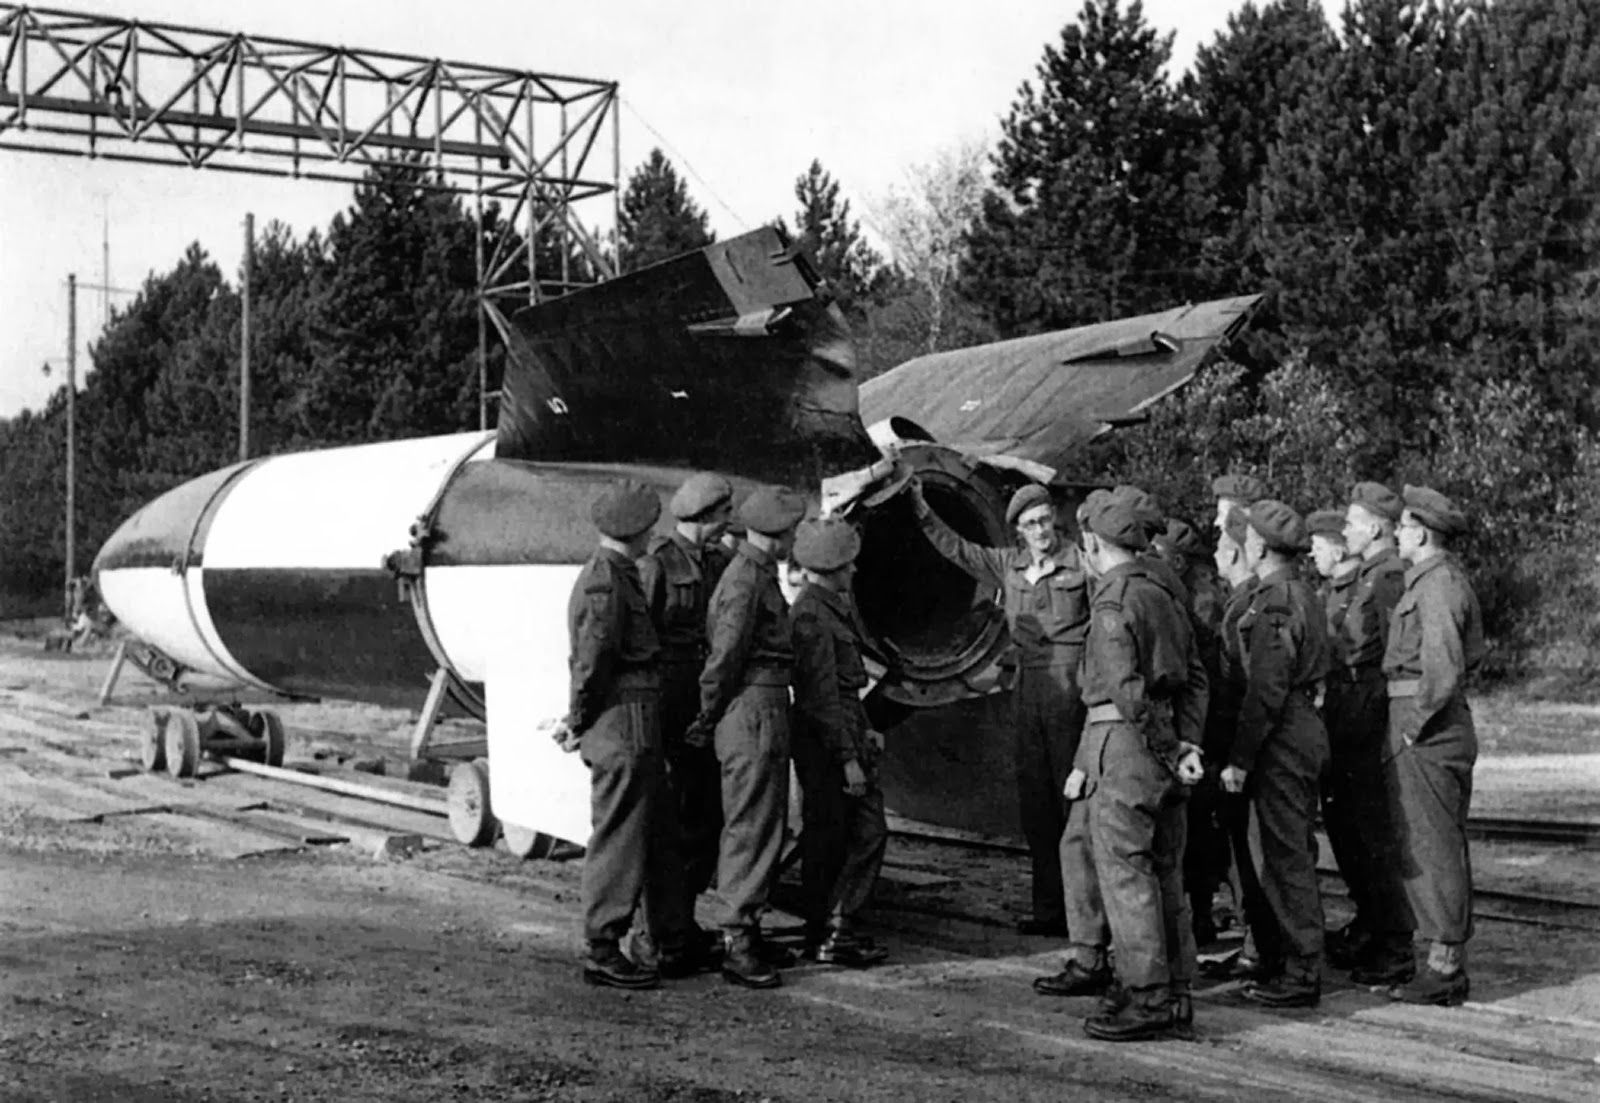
[[64, 273, 76, 624], [240, 213, 253, 461]]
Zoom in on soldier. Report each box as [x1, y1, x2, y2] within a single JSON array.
[[688, 484, 807, 989], [550, 479, 668, 991], [1308, 509, 1359, 610], [1212, 474, 1267, 537], [1070, 489, 1207, 1042], [1383, 485, 1484, 1006], [637, 472, 734, 969], [790, 517, 890, 967], [1154, 518, 1230, 947], [909, 479, 1089, 938], [1324, 483, 1412, 984], [1219, 501, 1331, 1008]]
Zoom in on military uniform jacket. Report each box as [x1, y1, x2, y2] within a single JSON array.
[[1321, 563, 1361, 666], [1080, 561, 1208, 761], [790, 583, 873, 766], [1382, 553, 1485, 738], [639, 531, 729, 664], [1230, 566, 1331, 772], [697, 540, 794, 726], [1336, 547, 1406, 671], [916, 508, 1088, 666], [565, 547, 661, 734]]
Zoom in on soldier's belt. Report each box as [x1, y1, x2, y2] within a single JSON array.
[[1330, 665, 1384, 684], [740, 668, 791, 688], [610, 670, 660, 692], [1387, 678, 1421, 698], [1086, 703, 1124, 724]]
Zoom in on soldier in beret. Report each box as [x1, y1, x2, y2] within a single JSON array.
[[1155, 518, 1232, 948], [636, 471, 735, 974], [790, 517, 890, 967], [1070, 488, 1208, 1041], [1220, 500, 1331, 1008], [910, 477, 1090, 940], [1324, 483, 1412, 984], [551, 479, 668, 990], [1199, 506, 1277, 980], [1382, 485, 1485, 1006], [1211, 473, 1267, 536], [688, 484, 808, 988]]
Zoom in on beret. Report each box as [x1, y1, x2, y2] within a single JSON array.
[[669, 472, 733, 520], [1248, 499, 1310, 553], [792, 517, 862, 572], [1212, 473, 1267, 502], [1350, 481, 1403, 523], [591, 479, 662, 539], [1076, 487, 1113, 522], [1114, 484, 1165, 537], [1086, 490, 1149, 551], [737, 485, 807, 535], [1006, 484, 1053, 526], [1306, 509, 1347, 538], [1403, 484, 1468, 536], [1154, 518, 1208, 561], [1221, 505, 1250, 547]]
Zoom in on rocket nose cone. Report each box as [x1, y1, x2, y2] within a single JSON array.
[[93, 463, 248, 577]]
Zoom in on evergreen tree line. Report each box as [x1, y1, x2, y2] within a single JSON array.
[[3, 0, 1597, 679]]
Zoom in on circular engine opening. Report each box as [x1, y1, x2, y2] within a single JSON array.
[[853, 475, 1006, 681]]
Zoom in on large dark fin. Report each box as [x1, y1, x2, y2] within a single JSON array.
[[495, 226, 878, 489], [859, 295, 1264, 473]]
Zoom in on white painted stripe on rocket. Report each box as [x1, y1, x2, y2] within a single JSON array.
[[202, 431, 493, 570], [425, 563, 581, 685], [96, 567, 239, 683], [481, 565, 593, 845]]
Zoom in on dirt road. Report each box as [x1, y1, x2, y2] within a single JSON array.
[[3, 637, 1600, 1101]]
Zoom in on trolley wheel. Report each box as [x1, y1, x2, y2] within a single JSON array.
[[163, 710, 202, 779], [141, 712, 168, 773], [249, 709, 286, 768], [446, 758, 496, 847], [501, 822, 563, 861]]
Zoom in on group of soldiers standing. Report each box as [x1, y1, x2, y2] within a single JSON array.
[[553, 461, 1486, 1041], [551, 473, 889, 992]]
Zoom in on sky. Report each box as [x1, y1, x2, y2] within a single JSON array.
[[0, 0, 1290, 418]]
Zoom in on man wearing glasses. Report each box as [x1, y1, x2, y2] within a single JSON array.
[[909, 478, 1090, 944]]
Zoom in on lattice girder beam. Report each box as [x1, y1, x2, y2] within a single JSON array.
[[0, 3, 617, 206]]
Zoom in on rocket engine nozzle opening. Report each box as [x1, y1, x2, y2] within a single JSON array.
[[852, 461, 1010, 703]]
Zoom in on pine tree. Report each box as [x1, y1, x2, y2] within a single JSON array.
[[962, 0, 1206, 336], [788, 159, 891, 318], [617, 148, 714, 272]]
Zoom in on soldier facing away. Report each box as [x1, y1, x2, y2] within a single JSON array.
[[551, 479, 670, 991], [688, 484, 808, 989], [638, 472, 735, 970], [1070, 488, 1208, 1042], [1383, 485, 1485, 1006], [789, 516, 890, 967]]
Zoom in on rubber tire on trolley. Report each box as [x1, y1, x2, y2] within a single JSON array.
[[141, 711, 168, 773], [447, 758, 497, 847], [163, 710, 202, 779], [249, 709, 287, 768]]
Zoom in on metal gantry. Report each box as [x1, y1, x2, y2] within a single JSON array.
[[0, 3, 622, 426]]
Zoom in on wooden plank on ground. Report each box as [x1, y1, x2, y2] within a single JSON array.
[[208, 772, 453, 843], [0, 763, 167, 821], [137, 811, 306, 860]]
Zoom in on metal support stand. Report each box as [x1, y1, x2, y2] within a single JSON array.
[[97, 640, 128, 705], [409, 667, 454, 760]]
